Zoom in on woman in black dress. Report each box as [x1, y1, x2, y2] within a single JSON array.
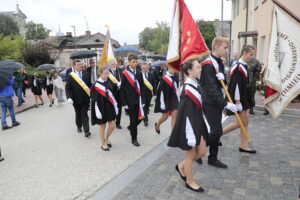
[[168, 59, 208, 193], [31, 73, 44, 108], [223, 45, 256, 153], [154, 67, 179, 133], [91, 67, 118, 151]]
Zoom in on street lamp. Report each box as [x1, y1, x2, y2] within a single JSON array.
[[71, 26, 77, 49]]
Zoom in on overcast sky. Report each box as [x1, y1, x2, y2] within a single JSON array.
[[1, 0, 232, 44]]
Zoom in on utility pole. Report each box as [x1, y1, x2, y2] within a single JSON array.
[[221, 0, 224, 36], [71, 26, 77, 49]]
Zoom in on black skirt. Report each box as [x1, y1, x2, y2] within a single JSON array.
[[32, 86, 42, 96], [46, 85, 53, 95]]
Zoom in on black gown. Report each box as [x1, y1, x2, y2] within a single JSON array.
[[154, 74, 179, 113], [91, 80, 117, 125], [167, 83, 208, 150], [226, 62, 253, 115]]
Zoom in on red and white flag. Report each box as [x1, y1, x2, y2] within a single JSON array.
[[264, 7, 300, 118], [167, 0, 209, 71]]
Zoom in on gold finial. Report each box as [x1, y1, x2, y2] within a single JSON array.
[[104, 24, 110, 29]]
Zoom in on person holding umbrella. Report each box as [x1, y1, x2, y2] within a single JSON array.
[[13, 69, 25, 106], [31, 73, 44, 108]]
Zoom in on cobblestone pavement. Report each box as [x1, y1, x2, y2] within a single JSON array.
[[112, 113, 300, 200]]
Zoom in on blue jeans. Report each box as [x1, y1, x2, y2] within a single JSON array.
[[0, 97, 17, 127], [14, 87, 24, 106]]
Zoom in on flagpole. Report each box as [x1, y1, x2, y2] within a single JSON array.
[[214, 68, 253, 148]]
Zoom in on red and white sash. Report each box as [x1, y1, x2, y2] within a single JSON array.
[[162, 74, 180, 100], [93, 82, 118, 115], [230, 63, 248, 81], [122, 70, 144, 119], [184, 84, 203, 111]]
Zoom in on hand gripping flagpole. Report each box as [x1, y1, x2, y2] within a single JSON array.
[[214, 68, 254, 149]]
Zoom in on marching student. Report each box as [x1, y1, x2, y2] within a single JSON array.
[[120, 54, 145, 147], [31, 73, 44, 108], [199, 37, 237, 168], [223, 45, 256, 153], [154, 66, 179, 133], [168, 59, 208, 193], [43, 71, 54, 107], [141, 62, 155, 126], [91, 67, 118, 151], [65, 59, 92, 138], [107, 59, 123, 129]]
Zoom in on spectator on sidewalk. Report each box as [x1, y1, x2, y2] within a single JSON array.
[[0, 76, 21, 130], [43, 71, 54, 107], [52, 70, 65, 106], [13, 70, 25, 106], [20, 69, 28, 97], [31, 73, 44, 108]]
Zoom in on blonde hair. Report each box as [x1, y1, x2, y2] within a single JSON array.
[[212, 37, 230, 51]]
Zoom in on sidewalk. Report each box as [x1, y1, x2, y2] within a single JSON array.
[[109, 114, 300, 200]]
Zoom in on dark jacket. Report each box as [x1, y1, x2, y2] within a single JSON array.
[[141, 72, 155, 101], [120, 67, 145, 106], [86, 66, 98, 84], [200, 55, 227, 110], [65, 71, 91, 105]]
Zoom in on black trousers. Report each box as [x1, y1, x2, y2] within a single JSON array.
[[73, 103, 89, 133], [116, 100, 122, 126], [128, 104, 142, 141], [143, 97, 152, 122], [203, 104, 223, 161]]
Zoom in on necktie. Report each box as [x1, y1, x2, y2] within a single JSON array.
[[79, 72, 82, 79]]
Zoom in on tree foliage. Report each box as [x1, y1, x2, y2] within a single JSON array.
[[0, 14, 19, 36], [21, 41, 55, 68], [0, 34, 24, 61], [196, 20, 216, 50], [139, 21, 169, 54], [25, 21, 50, 40]]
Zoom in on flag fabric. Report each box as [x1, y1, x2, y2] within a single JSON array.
[[166, 0, 209, 71], [264, 7, 300, 118], [99, 30, 115, 67]]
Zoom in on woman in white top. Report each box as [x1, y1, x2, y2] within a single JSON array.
[[52, 71, 65, 106]]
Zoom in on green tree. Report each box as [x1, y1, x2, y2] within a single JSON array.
[[0, 35, 24, 61], [139, 21, 169, 54], [196, 20, 216, 50], [25, 21, 50, 40], [0, 14, 19, 36]]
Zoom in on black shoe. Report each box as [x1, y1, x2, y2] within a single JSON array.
[[132, 140, 140, 147], [0, 157, 4, 162], [175, 165, 186, 181], [185, 183, 204, 193], [107, 143, 112, 148], [116, 124, 122, 129], [127, 125, 130, 131], [208, 159, 228, 169], [196, 158, 202, 165], [40, 103, 44, 106], [218, 141, 223, 146], [239, 147, 256, 154], [49, 104, 52, 107], [144, 121, 148, 127], [155, 123, 160, 134], [85, 132, 91, 137], [101, 146, 110, 151], [12, 122, 20, 127], [77, 128, 82, 133], [2, 126, 12, 131], [263, 109, 269, 115]]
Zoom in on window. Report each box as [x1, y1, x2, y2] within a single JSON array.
[[259, 36, 266, 61], [243, 0, 247, 9]]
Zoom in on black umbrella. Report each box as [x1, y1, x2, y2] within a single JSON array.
[[15, 62, 26, 69], [69, 50, 97, 59], [0, 59, 17, 89], [36, 64, 56, 71]]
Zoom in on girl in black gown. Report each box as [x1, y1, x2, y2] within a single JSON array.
[[168, 59, 208, 193], [223, 45, 256, 153], [91, 67, 118, 151], [154, 67, 179, 133]]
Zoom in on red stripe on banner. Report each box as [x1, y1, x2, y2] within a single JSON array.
[[123, 71, 141, 95], [162, 76, 173, 88], [185, 89, 202, 111], [265, 86, 277, 99]]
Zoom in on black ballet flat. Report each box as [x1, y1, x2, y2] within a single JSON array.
[[155, 123, 160, 134], [239, 147, 256, 154], [175, 165, 186, 181], [107, 143, 112, 148], [101, 146, 110, 151], [185, 183, 205, 193]]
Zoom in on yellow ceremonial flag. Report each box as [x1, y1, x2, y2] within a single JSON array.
[[98, 29, 115, 68]]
